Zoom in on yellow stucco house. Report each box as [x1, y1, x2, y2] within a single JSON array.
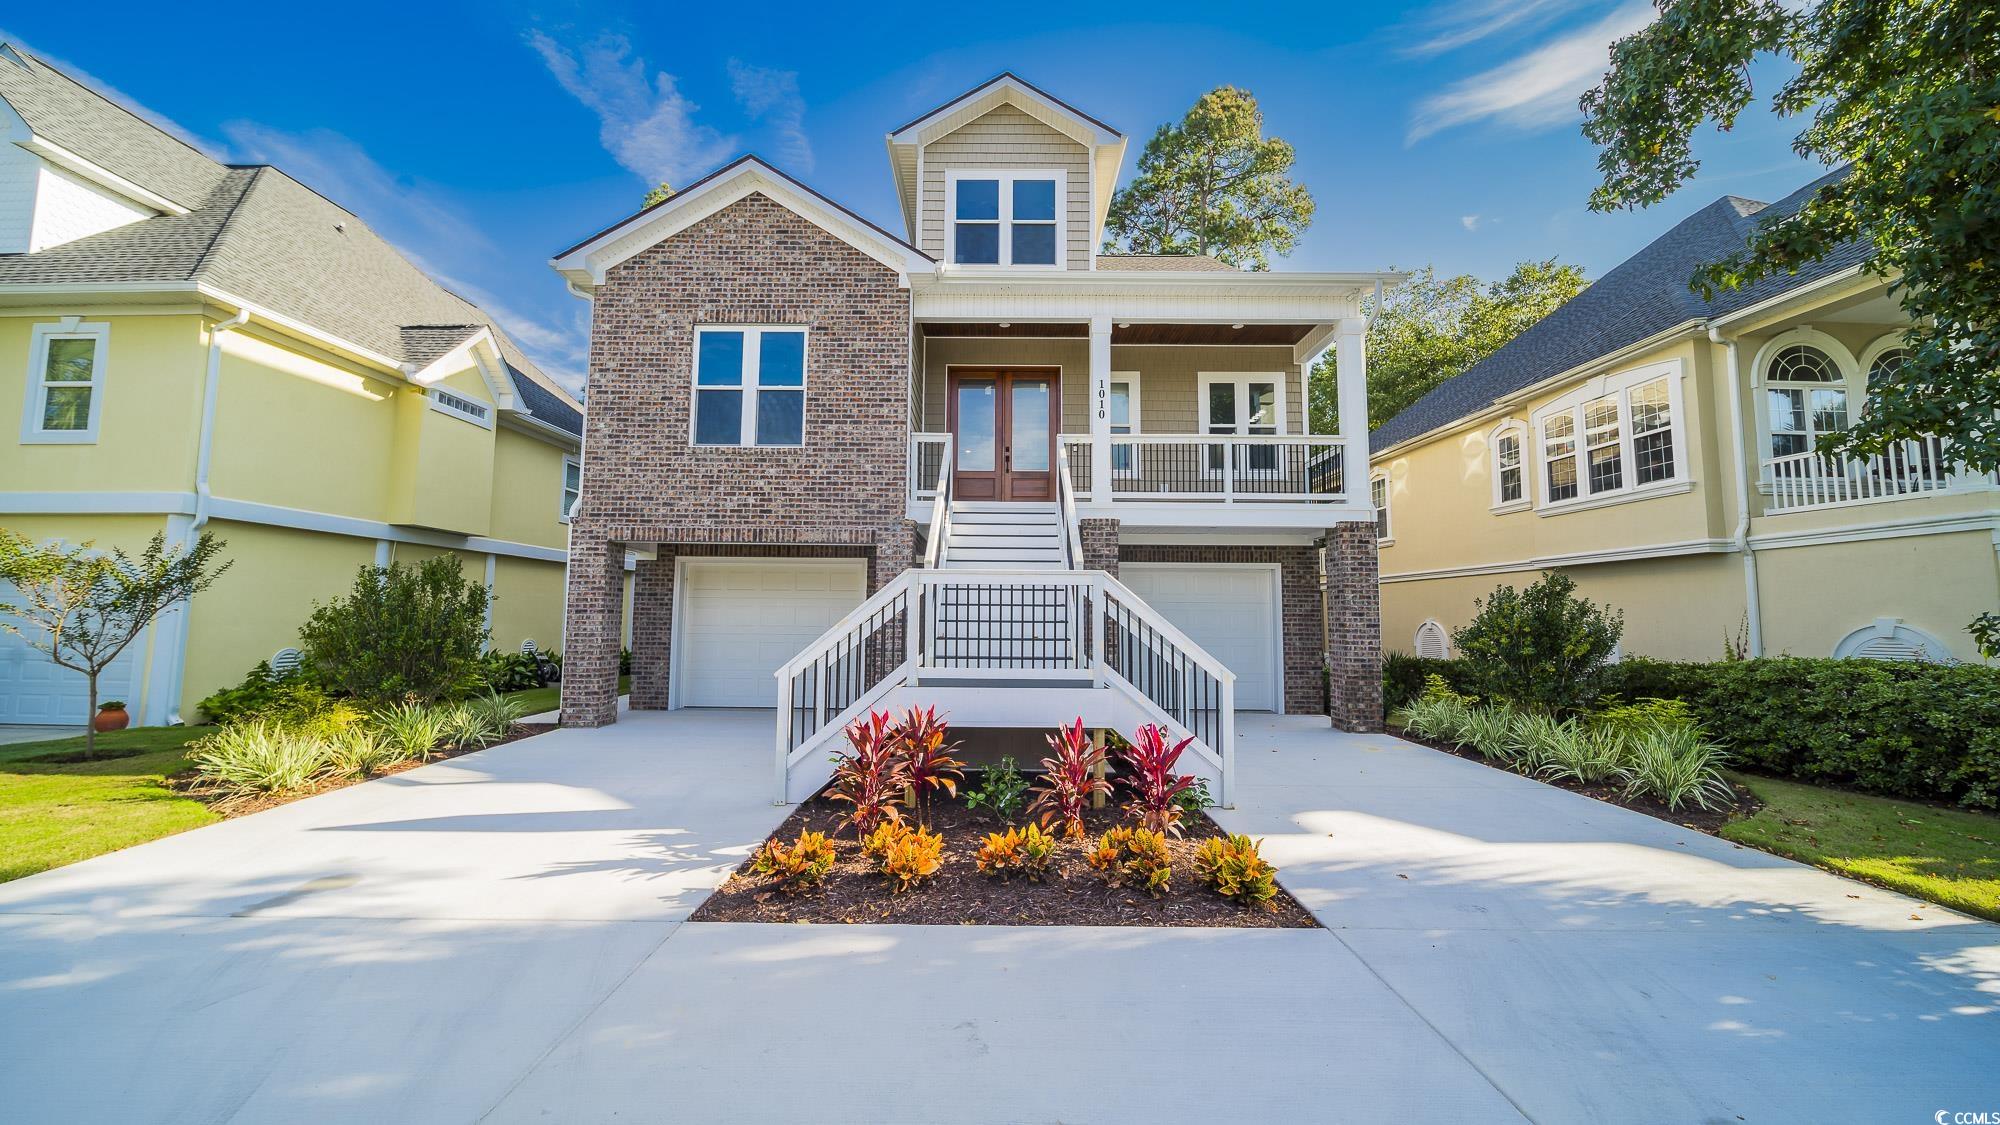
[[1370, 170, 1998, 666], [0, 44, 589, 727]]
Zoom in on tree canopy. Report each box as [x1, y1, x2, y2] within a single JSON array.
[[1309, 259, 1589, 435], [1580, 0, 1999, 471], [643, 182, 675, 208], [1104, 87, 1315, 270]]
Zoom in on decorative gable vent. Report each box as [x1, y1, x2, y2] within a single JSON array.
[[1414, 620, 1449, 660], [521, 639, 538, 656], [1833, 618, 1950, 663], [270, 647, 303, 676]]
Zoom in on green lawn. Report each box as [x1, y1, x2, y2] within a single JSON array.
[[501, 675, 628, 717], [0, 727, 218, 883], [1722, 773, 2000, 922]]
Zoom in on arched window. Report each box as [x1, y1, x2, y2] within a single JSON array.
[[1867, 345, 1909, 384], [1490, 422, 1526, 508], [1414, 620, 1449, 660], [1832, 618, 1951, 663], [1764, 342, 1849, 458]]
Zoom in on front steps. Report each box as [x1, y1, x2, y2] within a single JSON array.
[[942, 501, 1066, 569]]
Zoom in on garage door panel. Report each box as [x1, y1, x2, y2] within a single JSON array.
[[1120, 566, 1279, 712], [0, 581, 141, 726], [679, 562, 866, 708]]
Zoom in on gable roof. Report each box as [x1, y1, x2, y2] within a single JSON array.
[[551, 154, 936, 294], [1371, 168, 1864, 452], [0, 44, 582, 436], [887, 72, 1124, 145]]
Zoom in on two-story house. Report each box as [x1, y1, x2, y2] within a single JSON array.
[[552, 74, 1395, 804], [1371, 170, 1998, 666], [0, 44, 591, 728]]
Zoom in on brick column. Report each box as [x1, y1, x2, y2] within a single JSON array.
[[1080, 518, 1119, 577], [560, 532, 625, 727], [1325, 522, 1382, 732], [870, 519, 916, 592], [629, 552, 676, 709]]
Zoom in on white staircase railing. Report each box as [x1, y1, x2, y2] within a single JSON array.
[[923, 433, 953, 568], [1057, 442, 1084, 569], [773, 566, 1236, 807]]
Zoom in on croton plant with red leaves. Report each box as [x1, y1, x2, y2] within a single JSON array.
[[1119, 723, 1198, 837], [1029, 717, 1112, 840]]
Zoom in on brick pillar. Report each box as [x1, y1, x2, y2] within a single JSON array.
[[1080, 517, 1119, 577], [870, 520, 916, 592], [1325, 522, 1382, 732], [560, 532, 625, 727], [1279, 545, 1327, 715], [629, 552, 675, 710]]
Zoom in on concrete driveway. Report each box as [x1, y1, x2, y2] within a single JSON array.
[[0, 712, 1993, 1123]]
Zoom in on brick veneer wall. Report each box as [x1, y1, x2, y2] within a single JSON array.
[[1120, 541, 1329, 715], [1080, 518, 1119, 576], [560, 192, 916, 726], [1322, 522, 1383, 732]]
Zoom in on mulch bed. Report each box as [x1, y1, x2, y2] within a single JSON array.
[[166, 722, 558, 818], [1396, 729, 1761, 835], [692, 795, 1318, 928]]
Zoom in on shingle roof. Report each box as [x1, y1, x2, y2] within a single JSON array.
[[1096, 253, 1239, 272], [1371, 168, 1862, 451], [0, 44, 225, 210], [0, 44, 583, 437]]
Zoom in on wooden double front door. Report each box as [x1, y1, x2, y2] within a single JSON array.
[[947, 368, 1058, 501]]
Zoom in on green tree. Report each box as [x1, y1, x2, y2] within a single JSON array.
[[0, 529, 231, 757], [1580, 0, 1999, 470], [643, 182, 675, 208], [298, 557, 490, 705], [1309, 259, 1587, 434], [1104, 87, 1314, 270], [1453, 571, 1625, 714]]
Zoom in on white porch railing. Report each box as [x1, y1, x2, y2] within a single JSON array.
[[1068, 433, 1351, 504], [912, 432, 951, 502], [1760, 434, 1980, 513], [773, 567, 1236, 806]]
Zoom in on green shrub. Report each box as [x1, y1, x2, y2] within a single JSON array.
[[1459, 705, 1518, 763], [1192, 833, 1280, 911], [477, 651, 546, 693], [189, 721, 333, 802], [198, 662, 320, 726], [327, 728, 405, 779], [1383, 653, 1469, 712], [1618, 726, 1734, 811], [1391, 675, 1476, 743], [439, 695, 521, 750], [1535, 722, 1625, 786], [1452, 571, 1623, 713], [1600, 657, 2000, 809], [299, 557, 490, 705], [373, 702, 451, 762], [1588, 696, 1700, 745]]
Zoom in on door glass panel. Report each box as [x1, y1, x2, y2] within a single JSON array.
[[1109, 381, 1133, 472], [956, 379, 996, 470], [1207, 382, 1237, 433], [1246, 383, 1277, 430], [1010, 380, 1051, 471]]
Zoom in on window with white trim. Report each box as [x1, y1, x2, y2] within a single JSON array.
[[946, 170, 1064, 268], [1491, 423, 1525, 507], [1866, 343, 1909, 385], [560, 456, 581, 521], [1371, 473, 1390, 541], [691, 326, 806, 446], [1109, 373, 1140, 473], [430, 388, 492, 427], [1200, 372, 1285, 474], [21, 320, 109, 443], [1764, 343, 1847, 458], [1533, 363, 1685, 509]]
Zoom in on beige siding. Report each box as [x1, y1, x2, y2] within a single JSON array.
[[919, 107, 1091, 270]]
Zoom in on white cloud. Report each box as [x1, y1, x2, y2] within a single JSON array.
[[1408, 2, 1656, 144], [527, 30, 737, 190], [1398, 0, 1594, 57], [223, 122, 586, 393], [1461, 214, 1483, 231], [727, 59, 812, 173]]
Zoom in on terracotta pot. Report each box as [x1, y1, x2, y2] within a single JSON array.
[[93, 707, 130, 732]]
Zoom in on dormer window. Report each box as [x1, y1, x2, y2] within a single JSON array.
[[947, 171, 1064, 268]]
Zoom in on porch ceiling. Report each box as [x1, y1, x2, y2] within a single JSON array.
[[917, 321, 1317, 346]]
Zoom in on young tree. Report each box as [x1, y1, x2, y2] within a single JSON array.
[[298, 556, 490, 705], [1580, 0, 1999, 470], [1104, 86, 1314, 269], [0, 529, 231, 757], [1309, 259, 1588, 434]]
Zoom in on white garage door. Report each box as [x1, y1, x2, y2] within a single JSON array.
[[1120, 565, 1281, 711], [678, 560, 867, 708], [0, 581, 143, 726]]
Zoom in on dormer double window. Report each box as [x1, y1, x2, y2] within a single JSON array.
[[946, 171, 1064, 268]]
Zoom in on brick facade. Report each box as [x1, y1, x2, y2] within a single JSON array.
[[1323, 522, 1383, 732], [1080, 518, 1119, 576], [560, 193, 915, 725], [1120, 539, 1330, 716]]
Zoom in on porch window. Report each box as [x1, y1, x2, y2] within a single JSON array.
[[1765, 344, 1847, 458], [1109, 374, 1140, 473], [1200, 373, 1284, 474], [692, 326, 806, 447], [1534, 363, 1685, 509], [23, 320, 109, 443], [947, 171, 1064, 268], [1371, 473, 1390, 541]]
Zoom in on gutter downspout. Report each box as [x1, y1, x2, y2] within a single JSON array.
[[163, 308, 249, 724], [1712, 326, 1763, 657]]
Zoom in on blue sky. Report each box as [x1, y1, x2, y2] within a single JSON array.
[[2, 1, 1819, 392]]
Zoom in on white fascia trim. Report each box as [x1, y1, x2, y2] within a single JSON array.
[[1708, 266, 1876, 333], [1118, 529, 1323, 546], [1072, 501, 1374, 529], [0, 490, 196, 514], [886, 75, 1122, 149], [498, 410, 582, 451], [913, 270, 1401, 295], [552, 159, 935, 289], [1379, 537, 1735, 584], [1748, 509, 2000, 552], [403, 326, 496, 386], [19, 133, 186, 215]]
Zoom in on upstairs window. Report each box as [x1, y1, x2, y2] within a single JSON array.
[[1534, 363, 1684, 509], [692, 326, 806, 447], [1765, 343, 1847, 458], [1371, 473, 1391, 542], [430, 388, 492, 427], [947, 171, 1064, 268], [561, 457, 581, 521], [1491, 423, 1525, 507], [22, 320, 109, 444]]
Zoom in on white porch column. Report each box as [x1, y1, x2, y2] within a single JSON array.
[[1335, 315, 1371, 508], [1088, 314, 1114, 501]]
